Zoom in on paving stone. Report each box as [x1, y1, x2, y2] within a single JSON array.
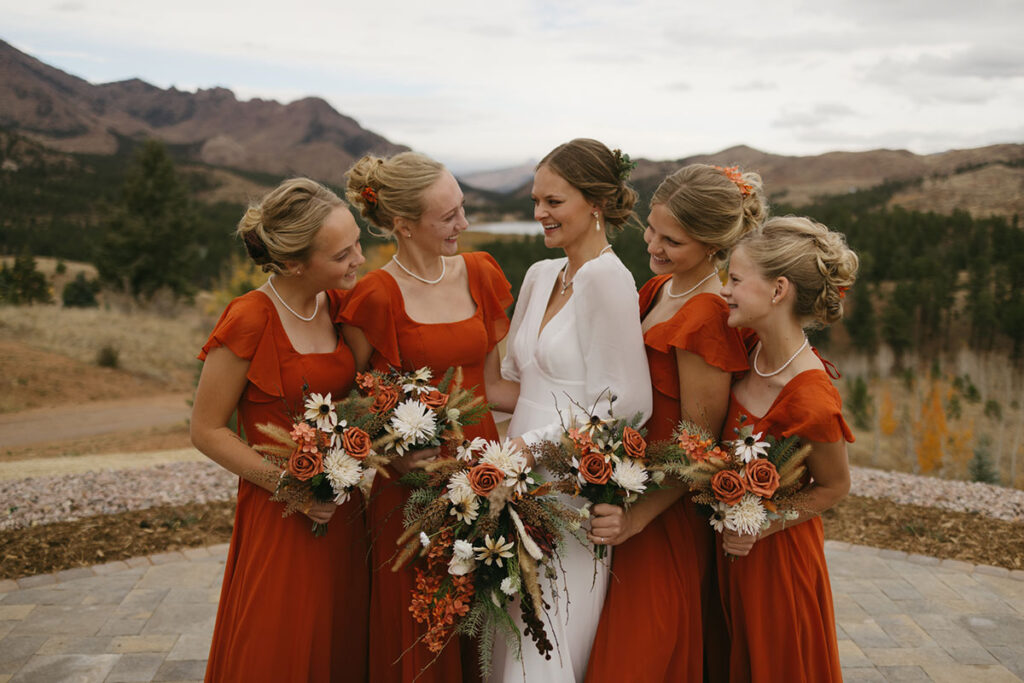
[[843, 619, 901, 649], [958, 614, 1024, 648], [1, 586, 85, 607], [920, 662, 1023, 682], [0, 606, 33, 621], [874, 614, 935, 648], [117, 588, 171, 614], [941, 645, 999, 666], [124, 557, 152, 570], [0, 635, 47, 674], [0, 581, 17, 594], [14, 575, 55, 590], [874, 579, 926, 601], [106, 653, 166, 682], [152, 659, 207, 681], [834, 594, 871, 621], [148, 551, 187, 566], [974, 574, 1024, 601], [136, 563, 222, 590], [97, 619, 147, 637], [9, 604, 114, 637], [825, 540, 851, 551], [849, 543, 881, 555], [205, 544, 229, 559], [166, 633, 212, 661], [111, 635, 178, 653], [54, 567, 96, 583], [879, 549, 909, 560], [9, 654, 119, 683], [974, 565, 1011, 578], [1011, 570, 1024, 582], [862, 646, 954, 667], [837, 638, 873, 667], [939, 558, 976, 572], [164, 588, 217, 605], [851, 591, 904, 616], [907, 553, 941, 566], [141, 602, 216, 636], [181, 547, 209, 560], [877, 666, 933, 682], [840, 668, 886, 681], [36, 636, 112, 655], [987, 645, 1024, 679], [91, 560, 131, 576]]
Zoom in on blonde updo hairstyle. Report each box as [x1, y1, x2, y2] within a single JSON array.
[[345, 152, 446, 237], [539, 138, 639, 232], [738, 215, 859, 328], [236, 177, 345, 274], [652, 164, 767, 265]]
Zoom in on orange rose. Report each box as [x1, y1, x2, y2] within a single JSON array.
[[467, 463, 504, 496], [288, 449, 323, 481], [419, 389, 449, 410], [356, 372, 377, 392], [341, 426, 372, 460], [622, 427, 646, 459], [370, 385, 399, 414], [744, 458, 780, 498], [711, 470, 745, 505], [578, 451, 612, 485]]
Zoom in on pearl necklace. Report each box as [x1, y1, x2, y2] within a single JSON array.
[[752, 337, 809, 378], [392, 255, 446, 285], [560, 245, 613, 295], [665, 270, 719, 299], [267, 275, 319, 322]]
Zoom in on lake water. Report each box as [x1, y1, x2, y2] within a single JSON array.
[[469, 220, 540, 235]]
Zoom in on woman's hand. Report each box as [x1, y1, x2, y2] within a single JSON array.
[[721, 528, 760, 557], [390, 446, 441, 475], [587, 503, 638, 547], [303, 501, 338, 525]]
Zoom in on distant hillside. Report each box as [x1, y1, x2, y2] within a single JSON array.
[[0, 39, 406, 186]]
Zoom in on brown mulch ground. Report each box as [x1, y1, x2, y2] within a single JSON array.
[[2, 495, 1021, 581]]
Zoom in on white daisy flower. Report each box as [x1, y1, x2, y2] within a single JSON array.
[[323, 448, 362, 502], [724, 493, 769, 536], [304, 393, 337, 432], [500, 576, 518, 596], [708, 502, 728, 533], [447, 472, 474, 501], [448, 492, 480, 524], [456, 437, 488, 462], [611, 458, 649, 494], [402, 367, 433, 395], [419, 531, 431, 548], [326, 419, 349, 447], [475, 535, 515, 567], [733, 431, 770, 464], [505, 461, 535, 497], [389, 399, 436, 445], [480, 438, 526, 474]]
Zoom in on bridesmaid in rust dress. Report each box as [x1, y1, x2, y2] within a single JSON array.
[[191, 178, 369, 682], [716, 215, 858, 682], [587, 164, 766, 683], [339, 152, 516, 683]]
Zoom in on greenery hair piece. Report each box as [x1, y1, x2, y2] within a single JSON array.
[[613, 149, 637, 181]]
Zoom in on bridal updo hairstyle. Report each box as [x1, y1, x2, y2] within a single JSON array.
[[739, 215, 859, 328], [539, 138, 639, 233], [346, 152, 446, 237], [236, 177, 345, 275], [652, 164, 767, 264]]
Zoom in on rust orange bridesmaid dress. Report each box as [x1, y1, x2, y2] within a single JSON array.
[[338, 251, 512, 683], [587, 275, 748, 683], [200, 289, 369, 683], [717, 369, 854, 683]]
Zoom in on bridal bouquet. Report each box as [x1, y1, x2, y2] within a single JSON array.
[[667, 417, 812, 545], [394, 438, 585, 677], [251, 366, 488, 536], [527, 393, 663, 559]]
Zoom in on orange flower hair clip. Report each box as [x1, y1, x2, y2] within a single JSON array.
[[360, 185, 378, 206], [712, 165, 753, 197], [838, 285, 849, 299]]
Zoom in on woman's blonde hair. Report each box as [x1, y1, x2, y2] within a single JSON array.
[[652, 164, 767, 264], [236, 177, 344, 274], [345, 151, 446, 237], [539, 138, 639, 232], [739, 215, 859, 327]]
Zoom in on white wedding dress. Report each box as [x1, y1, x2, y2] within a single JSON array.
[[492, 252, 652, 682]]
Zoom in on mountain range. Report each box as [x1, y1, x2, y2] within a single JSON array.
[[2, 38, 1022, 219]]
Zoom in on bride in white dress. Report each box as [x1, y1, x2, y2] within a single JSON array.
[[492, 139, 652, 682]]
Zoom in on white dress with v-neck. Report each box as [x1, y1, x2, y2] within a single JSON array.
[[492, 252, 652, 682]]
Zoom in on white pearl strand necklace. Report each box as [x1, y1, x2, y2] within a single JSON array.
[[752, 337, 809, 378], [666, 269, 719, 299], [391, 254, 446, 285], [560, 245, 613, 295], [267, 275, 319, 322]]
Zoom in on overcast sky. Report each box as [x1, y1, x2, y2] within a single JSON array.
[[3, 0, 1022, 172]]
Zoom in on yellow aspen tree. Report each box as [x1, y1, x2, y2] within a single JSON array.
[[880, 387, 898, 436], [915, 380, 947, 473]]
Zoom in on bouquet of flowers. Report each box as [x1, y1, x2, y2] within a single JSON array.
[[251, 366, 488, 536], [526, 392, 671, 559], [393, 438, 585, 677], [668, 417, 812, 547]]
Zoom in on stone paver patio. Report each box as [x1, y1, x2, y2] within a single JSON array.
[[1, 541, 1022, 682]]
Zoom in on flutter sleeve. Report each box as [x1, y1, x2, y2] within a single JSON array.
[[518, 256, 653, 447], [646, 293, 749, 372], [468, 251, 514, 350], [766, 372, 855, 444], [198, 292, 284, 400], [336, 272, 402, 368], [500, 260, 544, 384]]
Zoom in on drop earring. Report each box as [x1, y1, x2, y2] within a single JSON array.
[[593, 211, 602, 232]]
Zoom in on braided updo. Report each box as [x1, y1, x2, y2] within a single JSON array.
[[236, 178, 344, 274], [652, 164, 767, 264], [539, 138, 639, 232], [738, 215, 859, 327], [345, 152, 446, 237]]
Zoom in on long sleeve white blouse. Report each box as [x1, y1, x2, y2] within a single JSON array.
[[501, 251, 652, 447]]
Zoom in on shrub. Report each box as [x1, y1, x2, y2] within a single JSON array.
[[96, 344, 120, 368], [62, 272, 100, 308], [967, 436, 999, 484]]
